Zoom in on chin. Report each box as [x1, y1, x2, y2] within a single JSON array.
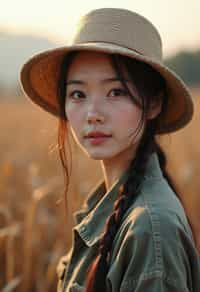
[[87, 153, 107, 160], [86, 150, 117, 160]]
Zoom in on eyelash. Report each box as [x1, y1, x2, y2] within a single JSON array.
[[67, 88, 129, 100]]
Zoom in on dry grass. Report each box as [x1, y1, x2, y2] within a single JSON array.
[[0, 88, 200, 291]]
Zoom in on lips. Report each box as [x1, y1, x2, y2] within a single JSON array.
[[85, 132, 112, 145], [85, 131, 112, 138]]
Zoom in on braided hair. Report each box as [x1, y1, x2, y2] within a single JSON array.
[[57, 51, 177, 292], [86, 121, 157, 292]]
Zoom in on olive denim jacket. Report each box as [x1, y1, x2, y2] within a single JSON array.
[[57, 153, 200, 292]]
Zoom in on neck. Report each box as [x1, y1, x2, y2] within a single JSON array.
[[100, 148, 137, 191]]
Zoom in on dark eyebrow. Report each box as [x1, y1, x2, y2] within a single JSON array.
[[66, 80, 83, 85], [66, 77, 131, 85]]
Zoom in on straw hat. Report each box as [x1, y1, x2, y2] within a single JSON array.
[[20, 8, 193, 134]]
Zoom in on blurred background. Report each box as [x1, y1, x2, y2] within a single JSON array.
[[1, 0, 200, 291]]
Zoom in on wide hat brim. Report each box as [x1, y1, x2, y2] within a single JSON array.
[[20, 42, 194, 134]]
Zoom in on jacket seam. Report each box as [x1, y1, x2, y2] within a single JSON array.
[[142, 192, 163, 271], [120, 271, 188, 291]]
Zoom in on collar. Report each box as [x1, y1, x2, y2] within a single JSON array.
[[73, 152, 163, 247]]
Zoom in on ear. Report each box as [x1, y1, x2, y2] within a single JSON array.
[[147, 97, 162, 120]]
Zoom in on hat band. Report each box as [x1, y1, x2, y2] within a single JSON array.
[[70, 40, 156, 60]]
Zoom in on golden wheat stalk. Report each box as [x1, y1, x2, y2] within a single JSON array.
[[21, 177, 61, 292]]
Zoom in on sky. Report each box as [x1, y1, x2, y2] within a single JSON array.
[[1, 0, 200, 57]]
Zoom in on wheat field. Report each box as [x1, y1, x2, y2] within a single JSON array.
[[1, 89, 200, 291]]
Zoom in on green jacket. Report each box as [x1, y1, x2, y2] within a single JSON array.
[[57, 153, 200, 292]]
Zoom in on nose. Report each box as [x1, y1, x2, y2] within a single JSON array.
[[87, 111, 105, 124], [86, 103, 105, 124]]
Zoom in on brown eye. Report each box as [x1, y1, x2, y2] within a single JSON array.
[[69, 90, 85, 99], [109, 88, 128, 97]]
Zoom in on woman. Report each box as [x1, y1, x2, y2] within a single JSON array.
[[20, 8, 200, 292]]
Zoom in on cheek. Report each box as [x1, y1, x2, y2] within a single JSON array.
[[65, 104, 82, 132], [114, 106, 144, 144], [115, 106, 142, 128]]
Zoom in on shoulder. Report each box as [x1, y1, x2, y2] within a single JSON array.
[[109, 177, 197, 270], [120, 178, 196, 256], [122, 175, 194, 241], [113, 194, 191, 255], [107, 187, 200, 292]]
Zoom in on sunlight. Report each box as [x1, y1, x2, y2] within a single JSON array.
[[1, 0, 200, 55]]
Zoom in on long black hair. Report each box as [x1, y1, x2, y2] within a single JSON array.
[[57, 51, 178, 292]]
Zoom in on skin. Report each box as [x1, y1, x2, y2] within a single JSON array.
[[65, 51, 161, 191]]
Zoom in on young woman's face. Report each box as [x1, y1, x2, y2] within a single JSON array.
[[65, 51, 146, 161]]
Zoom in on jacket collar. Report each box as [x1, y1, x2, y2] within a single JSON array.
[[73, 152, 163, 247]]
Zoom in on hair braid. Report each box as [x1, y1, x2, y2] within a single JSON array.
[[86, 122, 156, 292]]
